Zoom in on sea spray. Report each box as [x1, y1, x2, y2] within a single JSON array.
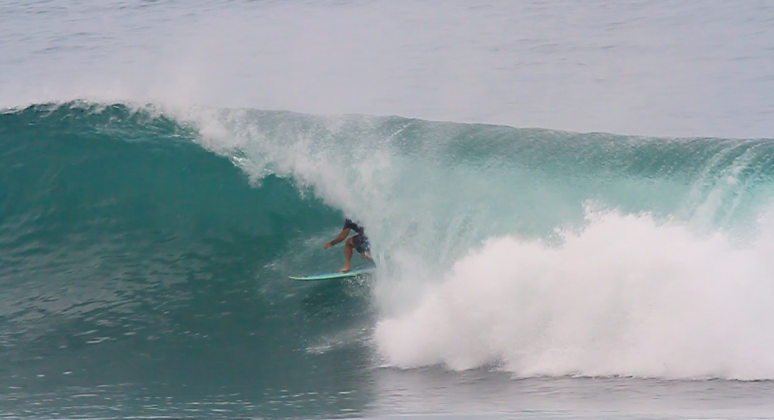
[[180, 106, 774, 379], [373, 209, 774, 379]]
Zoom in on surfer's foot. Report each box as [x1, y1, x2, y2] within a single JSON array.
[[339, 265, 351, 273]]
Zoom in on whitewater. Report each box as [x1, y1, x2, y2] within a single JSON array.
[[2, 1, 774, 419], [188, 106, 774, 380]]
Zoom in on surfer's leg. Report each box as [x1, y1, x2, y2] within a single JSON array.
[[340, 237, 354, 272], [355, 236, 372, 261]]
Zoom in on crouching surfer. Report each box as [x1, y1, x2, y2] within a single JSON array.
[[323, 218, 372, 272]]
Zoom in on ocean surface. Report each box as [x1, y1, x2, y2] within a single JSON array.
[[2, 1, 774, 419]]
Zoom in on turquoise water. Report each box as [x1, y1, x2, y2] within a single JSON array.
[[3, 1, 774, 419], [3, 103, 774, 418]]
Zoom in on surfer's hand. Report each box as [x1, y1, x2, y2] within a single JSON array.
[[324, 242, 332, 250]]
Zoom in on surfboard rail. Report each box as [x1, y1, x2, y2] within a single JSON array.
[[289, 266, 376, 281]]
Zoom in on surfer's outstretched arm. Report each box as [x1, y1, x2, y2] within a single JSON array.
[[325, 228, 356, 272], [324, 227, 351, 250]]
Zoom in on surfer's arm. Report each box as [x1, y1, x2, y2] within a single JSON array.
[[324, 228, 351, 249]]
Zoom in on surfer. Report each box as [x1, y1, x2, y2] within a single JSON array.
[[324, 218, 371, 272]]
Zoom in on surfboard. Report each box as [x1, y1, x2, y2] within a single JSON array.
[[289, 267, 376, 281]]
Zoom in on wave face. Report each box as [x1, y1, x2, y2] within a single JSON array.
[[2, 102, 774, 415], [187, 105, 774, 380], [0, 103, 380, 417]]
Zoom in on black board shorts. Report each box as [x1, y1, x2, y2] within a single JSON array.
[[353, 234, 370, 254]]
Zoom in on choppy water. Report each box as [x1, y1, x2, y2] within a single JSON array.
[[2, 1, 774, 419]]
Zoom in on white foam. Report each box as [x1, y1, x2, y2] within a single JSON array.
[[174, 102, 774, 381], [374, 210, 774, 380]]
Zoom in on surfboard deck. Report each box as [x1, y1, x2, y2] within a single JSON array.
[[289, 267, 376, 281]]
